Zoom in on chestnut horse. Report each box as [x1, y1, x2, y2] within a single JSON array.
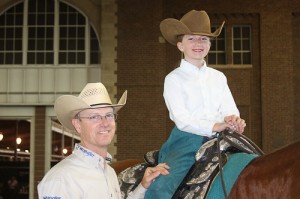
[[111, 140, 300, 199], [111, 159, 144, 174], [228, 140, 300, 199]]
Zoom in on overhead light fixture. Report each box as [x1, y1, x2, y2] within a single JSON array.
[[0, 132, 3, 141], [16, 137, 22, 145], [63, 148, 68, 154]]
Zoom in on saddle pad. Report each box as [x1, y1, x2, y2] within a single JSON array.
[[206, 152, 257, 199]]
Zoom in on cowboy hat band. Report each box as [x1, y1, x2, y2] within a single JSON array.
[[160, 10, 225, 45], [54, 82, 127, 131]]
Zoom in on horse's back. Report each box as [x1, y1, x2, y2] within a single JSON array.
[[110, 159, 144, 175], [229, 140, 300, 199]]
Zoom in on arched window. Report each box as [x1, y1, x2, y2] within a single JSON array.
[[0, 0, 101, 104]]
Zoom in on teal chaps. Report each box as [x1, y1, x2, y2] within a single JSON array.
[[144, 127, 204, 199], [144, 127, 257, 199]]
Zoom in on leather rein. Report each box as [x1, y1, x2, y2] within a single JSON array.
[[216, 130, 264, 199]]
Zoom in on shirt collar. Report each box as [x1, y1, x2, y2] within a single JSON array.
[[73, 143, 112, 169], [180, 59, 207, 77]]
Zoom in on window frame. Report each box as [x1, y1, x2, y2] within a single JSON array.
[[208, 13, 258, 69]]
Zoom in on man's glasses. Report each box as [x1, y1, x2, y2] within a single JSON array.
[[77, 113, 117, 122]]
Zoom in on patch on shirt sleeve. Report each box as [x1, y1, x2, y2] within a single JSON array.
[[42, 196, 62, 199]]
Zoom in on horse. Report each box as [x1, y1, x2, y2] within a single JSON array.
[[111, 159, 144, 175], [228, 140, 300, 199], [111, 134, 300, 199]]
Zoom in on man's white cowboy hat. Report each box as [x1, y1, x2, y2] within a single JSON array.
[[160, 10, 225, 45], [54, 82, 127, 131]]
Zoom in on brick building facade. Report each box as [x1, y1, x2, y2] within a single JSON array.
[[116, 0, 300, 159], [0, 0, 299, 198]]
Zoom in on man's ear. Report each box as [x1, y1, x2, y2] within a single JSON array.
[[72, 119, 81, 134]]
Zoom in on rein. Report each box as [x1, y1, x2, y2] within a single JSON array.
[[216, 129, 265, 199]]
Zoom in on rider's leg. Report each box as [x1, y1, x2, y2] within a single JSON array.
[[144, 127, 204, 199]]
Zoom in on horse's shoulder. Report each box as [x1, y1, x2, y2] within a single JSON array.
[[229, 140, 300, 199], [252, 140, 300, 167], [110, 159, 144, 175]]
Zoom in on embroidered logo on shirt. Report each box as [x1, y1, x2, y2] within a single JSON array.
[[76, 144, 95, 157], [105, 157, 112, 162], [43, 196, 61, 199]]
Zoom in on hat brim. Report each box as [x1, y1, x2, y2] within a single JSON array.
[[54, 90, 127, 131], [160, 19, 225, 45]]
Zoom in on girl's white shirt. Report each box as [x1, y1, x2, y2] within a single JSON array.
[[164, 59, 239, 136]]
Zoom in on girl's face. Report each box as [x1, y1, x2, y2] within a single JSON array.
[[177, 35, 211, 67]]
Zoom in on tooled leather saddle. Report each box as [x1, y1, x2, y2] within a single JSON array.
[[117, 130, 263, 199]]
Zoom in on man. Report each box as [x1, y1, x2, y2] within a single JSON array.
[[38, 82, 169, 199]]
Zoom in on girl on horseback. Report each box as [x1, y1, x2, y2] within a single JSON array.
[[145, 10, 246, 199]]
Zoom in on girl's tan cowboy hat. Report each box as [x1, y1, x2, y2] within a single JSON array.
[[54, 82, 127, 131], [160, 10, 225, 45]]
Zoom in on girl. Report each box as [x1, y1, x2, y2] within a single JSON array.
[[145, 10, 246, 199]]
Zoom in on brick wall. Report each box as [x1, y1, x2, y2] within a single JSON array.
[[1, 0, 299, 162], [116, 0, 168, 160], [260, 11, 294, 151], [34, 106, 46, 199], [293, 13, 300, 142], [116, 0, 300, 160]]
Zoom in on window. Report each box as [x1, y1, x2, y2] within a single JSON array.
[[59, 3, 86, 64], [0, 0, 101, 105], [207, 26, 226, 65], [90, 26, 100, 64], [232, 25, 252, 64], [28, 0, 55, 64], [0, 0, 100, 65], [0, 3, 23, 64], [207, 14, 256, 67]]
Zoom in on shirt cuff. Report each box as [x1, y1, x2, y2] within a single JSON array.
[[127, 183, 147, 199], [135, 183, 147, 193]]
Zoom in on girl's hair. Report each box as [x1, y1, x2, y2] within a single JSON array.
[[175, 35, 185, 68], [176, 35, 184, 43]]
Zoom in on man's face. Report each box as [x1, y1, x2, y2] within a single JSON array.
[[72, 107, 116, 152]]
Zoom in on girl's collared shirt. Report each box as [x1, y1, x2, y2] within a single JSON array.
[[163, 59, 239, 136]]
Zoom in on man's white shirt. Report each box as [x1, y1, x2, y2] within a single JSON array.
[[38, 144, 146, 199]]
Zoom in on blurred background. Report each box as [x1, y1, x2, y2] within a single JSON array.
[[0, 0, 299, 198]]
